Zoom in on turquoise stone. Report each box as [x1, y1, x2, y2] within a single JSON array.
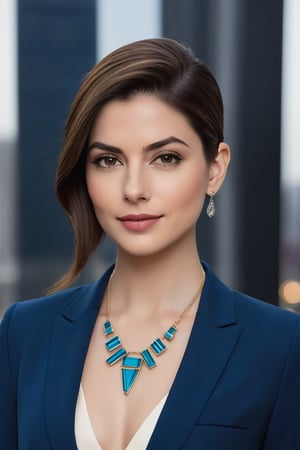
[[106, 347, 127, 365], [141, 349, 156, 368], [121, 355, 142, 394], [105, 335, 121, 352], [151, 338, 166, 355], [103, 320, 113, 335], [122, 355, 142, 368], [164, 326, 177, 341]]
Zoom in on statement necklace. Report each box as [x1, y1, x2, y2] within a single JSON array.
[[103, 267, 206, 395]]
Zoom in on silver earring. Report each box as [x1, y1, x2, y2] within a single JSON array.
[[206, 192, 215, 218]]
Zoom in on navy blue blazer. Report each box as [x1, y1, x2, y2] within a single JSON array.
[[1, 263, 300, 450]]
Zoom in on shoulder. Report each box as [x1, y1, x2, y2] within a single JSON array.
[[232, 291, 300, 350], [0, 285, 86, 351], [1, 264, 114, 325], [2, 284, 86, 327], [233, 290, 300, 413], [230, 287, 300, 362], [0, 264, 113, 341], [0, 266, 114, 368], [233, 289, 300, 333], [203, 261, 300, 346]]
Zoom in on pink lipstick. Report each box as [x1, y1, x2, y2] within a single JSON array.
[[117, 214, 162, 231]]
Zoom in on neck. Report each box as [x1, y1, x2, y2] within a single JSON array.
[[108, 232, 204, 317]]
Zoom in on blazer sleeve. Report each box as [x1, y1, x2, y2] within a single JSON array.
[[262, 319, 300, 449], [0, 304, 18, 450]]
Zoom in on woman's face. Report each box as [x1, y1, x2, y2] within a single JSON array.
[[86, 95, 220, 257]]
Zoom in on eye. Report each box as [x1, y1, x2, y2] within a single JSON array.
[[153, 153, 182, 166], [92, 155, 122, 168]]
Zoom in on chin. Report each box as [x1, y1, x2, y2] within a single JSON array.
[[107, 227, 196, 259], [118, 245, 162, 258], [116, 236, 188, 260]]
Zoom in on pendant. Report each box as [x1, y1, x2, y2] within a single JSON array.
[[121, 354, 143, 394]]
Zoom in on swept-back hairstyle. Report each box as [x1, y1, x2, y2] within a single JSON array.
[[51, 38, 224, 292]]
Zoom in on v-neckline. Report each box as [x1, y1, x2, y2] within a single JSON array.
[[75, 384, 169, 449]]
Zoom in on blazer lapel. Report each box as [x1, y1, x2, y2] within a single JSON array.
[[44, 267, 113, 450], [148, 264, 242, 449]]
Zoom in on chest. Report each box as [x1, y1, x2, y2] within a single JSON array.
[[80, 312, 195, 449]]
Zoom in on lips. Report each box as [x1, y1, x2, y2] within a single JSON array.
[[118, 214, 162, 221], [117, 214, 163, 231]]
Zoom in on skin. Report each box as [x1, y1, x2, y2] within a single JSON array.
[[82, 95, 230, 449]]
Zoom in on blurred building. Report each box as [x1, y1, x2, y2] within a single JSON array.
[[0, 0, 299, 317]]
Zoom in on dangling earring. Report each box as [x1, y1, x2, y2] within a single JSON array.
[[206, 192, 215, 218]]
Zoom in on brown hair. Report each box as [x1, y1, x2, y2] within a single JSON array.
[[51, 37, 224, 292]]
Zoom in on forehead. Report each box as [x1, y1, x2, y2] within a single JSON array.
[[89, 95, 201, 146]]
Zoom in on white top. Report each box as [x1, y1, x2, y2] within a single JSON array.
[[75, 384, 168, 450]]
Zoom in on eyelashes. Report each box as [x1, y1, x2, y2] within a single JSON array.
[[153, 153, 182, 166], [91, 155, 121, 168], [90, 152, 182, 168]]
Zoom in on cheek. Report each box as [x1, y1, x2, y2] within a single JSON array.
[[166, 170, 208, 212], [86, 177, 97, 205], [86, 175, 109, 211]]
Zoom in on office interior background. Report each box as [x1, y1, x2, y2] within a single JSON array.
[[0, 0, 299, 318]]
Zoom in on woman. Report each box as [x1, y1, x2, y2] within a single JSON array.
[[1, 38, 300, 450]]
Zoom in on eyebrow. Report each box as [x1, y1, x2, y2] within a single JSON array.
[[144, 136, 190, 151], [88, 136, 190, 154]]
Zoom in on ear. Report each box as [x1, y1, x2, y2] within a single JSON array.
[[206, 142, 231, 195]]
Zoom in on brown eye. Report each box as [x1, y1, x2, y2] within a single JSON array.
[[92, 155, 122, 167], [101, 156, 119, 167], [154, 153, 181, 166]]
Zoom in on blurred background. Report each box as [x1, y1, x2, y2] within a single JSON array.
[[0, 0, 299, 317]]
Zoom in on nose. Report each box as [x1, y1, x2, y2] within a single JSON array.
[[122, 164, 150, 203]]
